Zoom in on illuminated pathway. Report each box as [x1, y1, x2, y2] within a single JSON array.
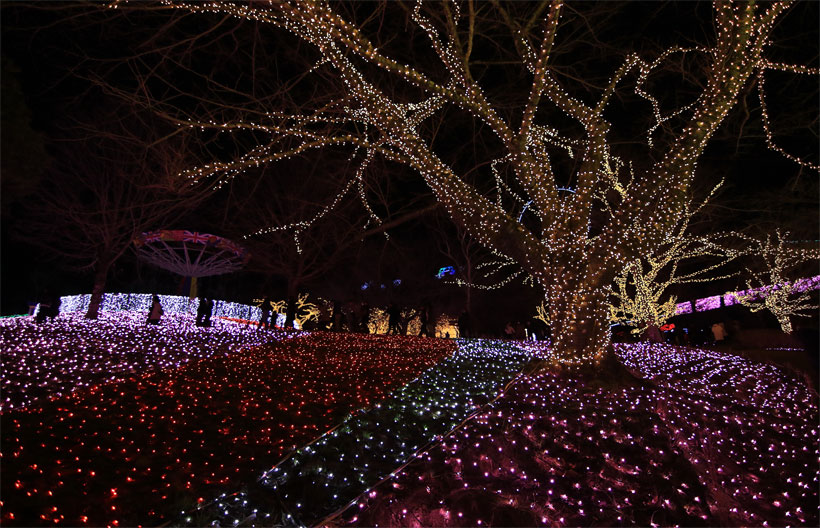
[[178, 339, 547, 526]]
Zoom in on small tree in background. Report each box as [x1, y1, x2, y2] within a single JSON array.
[[609, 183, 742, 335], [22, 109, 204, 318], [224, 156, 366, 326], [733, 231, 820, 334]]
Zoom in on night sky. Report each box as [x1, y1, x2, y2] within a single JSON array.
[[1, 1, 817, 326]]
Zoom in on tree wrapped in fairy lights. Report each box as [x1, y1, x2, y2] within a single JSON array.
[[732, 231, 820, 334], [608, 182, 743, 334], [107, 0, 816, 363]]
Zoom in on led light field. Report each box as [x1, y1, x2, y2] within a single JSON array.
[[0, 315, 455, 526], [340, 344, 818, 527], [179, 339, 549, 526], [3, 313, 817, 528], [0, 312, 287, 411]]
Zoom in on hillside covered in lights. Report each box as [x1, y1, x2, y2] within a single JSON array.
[[1, 311, 817, 527]]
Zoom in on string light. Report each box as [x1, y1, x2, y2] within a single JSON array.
[[178, 339, 548, 526], [109, 1, 811, 364], [335, 343, 818, 527], [50, 292, 278, 324], [731, 231, 820, 334], [0, 314, 455, 526], [672, 273, 820, 316], [4, 307, 816, 526], [756, 61, 820, 170], [609, 183, 743, 333]]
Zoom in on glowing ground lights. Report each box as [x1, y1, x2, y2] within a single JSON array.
[[3, 313, 817, 527], [178, 339, 546, 526], [338, 344, 818, 527], [0, 312, 290, 411], [0, 321, 454, 526]]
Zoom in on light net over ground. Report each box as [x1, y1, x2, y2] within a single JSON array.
[[1, 312, 817, 527]]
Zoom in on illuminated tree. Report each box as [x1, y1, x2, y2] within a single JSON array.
[[533, 301, 550, 328], [733, 231, 820, 334], [609, 183, 742, 334], [107, 1, 815, 363]]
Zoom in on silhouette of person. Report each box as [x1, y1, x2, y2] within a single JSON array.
[[458, 311, 472, 339], [147, 294, 163, 325], [514, 321, 525, 340], [196, 297, 212, 327], [36, 290, 60, 322], [284, 296, 297, 329], [259, 296, 273, 329], [203, 298, 214, 327], [318, 302, 332, 330], [345, 301, 357, 332], [711, 322, 726, 344], [332, 300, 343, 332], [643, 319, 663, 343], [360, 302, 371, 334], [504, 321, 515, 339]]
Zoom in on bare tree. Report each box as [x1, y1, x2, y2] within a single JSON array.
[[22, 109, 204, 318], [1, 57, 50, 216], [430, 211, 488, 314], [102, 1, 816, 362], [225, 157, 365, 323]]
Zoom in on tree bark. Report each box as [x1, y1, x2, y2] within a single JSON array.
[[85, 264, 110, 319], [541, 251, 611, 363], [132, 1, 800, 366]]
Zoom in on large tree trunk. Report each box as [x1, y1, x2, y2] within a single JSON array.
[[147, 0, 794, 367], [85, 264, 110, 319], [543, 254, 612, 363], [547, 287, 611, 364]]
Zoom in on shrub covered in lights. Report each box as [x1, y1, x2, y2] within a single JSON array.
[[52, 293, 463, 334], [55, 292, 264, 322]]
